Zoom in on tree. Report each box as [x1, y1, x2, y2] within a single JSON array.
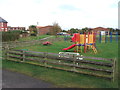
[[29, 25, 38, 36], [81, 27, 90, 33], [62, 30, 67, 32], [107, 28, 115, 32], [50, 22, 62, 37], [81, 27, 93, 33], [116, 28, 120, 35], [68, 28, 79, 35]]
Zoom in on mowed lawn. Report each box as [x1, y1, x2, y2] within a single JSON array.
[[3, 36, 119, 88], [14, 39, 118, 59]]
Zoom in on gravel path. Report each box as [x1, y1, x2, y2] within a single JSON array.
[[2, 69, 54, 88]]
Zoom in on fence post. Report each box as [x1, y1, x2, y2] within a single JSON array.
[[105, 31, 108, 43], [112, 58, 116, 82], [99, 32, 101, 43], [110, 32, 112, 43], [21, 50, 25, 62], [22, 51, 25, 62], [4, 45, 9, 60], [73, 54, 76, 71], [116, 32, 118, 42], [44, 52, 48, 66]]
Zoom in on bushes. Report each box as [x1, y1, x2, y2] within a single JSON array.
[[2, 30, 22, 42], [29, 25, 38, 36]]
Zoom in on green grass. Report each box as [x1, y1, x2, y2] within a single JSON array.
[[2, 36, 119, 88], [3, 60, 118, 88], [14, 40, 118, 59]]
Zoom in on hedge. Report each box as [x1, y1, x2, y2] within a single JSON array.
[[2, 30, 22, 42]]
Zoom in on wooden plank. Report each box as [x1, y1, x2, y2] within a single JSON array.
[[10, 50, 58, 56], [46, 55, 113, 67], [24, 58, 113, 73], [25, 53, 44, 58], [82, 56, 113, 61], [10, 51, 113, 67], [7, 50, 113, 67], [11, 50, 113, 61], [8, 51, 23, 55], [10, 49, 23, 52], [8, 55, 23, 59], [112, 58, 116, 82], [25, 51, 45, 54], [76, 59, 113, 67], [6, 59, 113, 80]]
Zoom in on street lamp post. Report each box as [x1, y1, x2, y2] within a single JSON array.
[[37, 22, 39, 36]]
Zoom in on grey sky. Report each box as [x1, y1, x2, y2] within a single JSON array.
[[0, 0, 119, 29]]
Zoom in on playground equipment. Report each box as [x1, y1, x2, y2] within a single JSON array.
[[42, 41, 52, 45], [62, 32, 97, 54], [59, 52, 83, 60], [99, 31, 118, 43], [64, 34, 71, 41]]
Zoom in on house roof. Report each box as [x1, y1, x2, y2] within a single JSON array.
[[36, 25, 53, 29], [0, 17, 8, 23], [91, 27, 110, 31]]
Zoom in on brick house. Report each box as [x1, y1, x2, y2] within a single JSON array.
[[8, 26, 25, 31], [91, 27, 110, 34], [37, 25, 53, 35], [0, 17, 8, 32], [0, 17, 26, 32]]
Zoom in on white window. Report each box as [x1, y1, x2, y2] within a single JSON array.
[[1, 23, 3, 27], [101, 31, 105, 35], [5, 28, 7, 31]]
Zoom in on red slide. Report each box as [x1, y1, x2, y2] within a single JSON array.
[[62, 44, 76, 50]]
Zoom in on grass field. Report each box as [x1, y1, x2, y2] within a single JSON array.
[[2, 35, 119, 88], [14, 38, 118, 59]]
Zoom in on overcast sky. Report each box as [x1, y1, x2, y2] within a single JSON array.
[[0, 0, 119, 30]]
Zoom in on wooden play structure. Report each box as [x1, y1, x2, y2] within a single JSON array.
[[62, 32, 97, 54]]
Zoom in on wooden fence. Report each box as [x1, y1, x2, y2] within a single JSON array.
[[3, 49, 116, 81], [2, 36, 63, 49]]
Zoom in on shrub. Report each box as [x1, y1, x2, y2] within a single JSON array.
[[2, 30, 22, 42]]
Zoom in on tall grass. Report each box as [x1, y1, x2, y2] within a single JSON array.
[[2, 30, 22, 42]]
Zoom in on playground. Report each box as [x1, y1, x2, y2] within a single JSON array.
[[2, 33, 119, 88], [15, 36, 118, 58], [14, 32, 118, 58]]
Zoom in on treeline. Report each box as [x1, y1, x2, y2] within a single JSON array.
[[62, 27, 120, 35], [2, 30, 22, 42]]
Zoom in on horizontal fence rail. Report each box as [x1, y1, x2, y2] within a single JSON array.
[[3, 49, 116, 81], [7, 50, 113, 67]]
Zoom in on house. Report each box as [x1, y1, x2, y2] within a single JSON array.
[[37, 25, 53, 35], [91, 27, 110, 33], [0, 17, 26, 32], [8, 26, 25, 31], [0, 17, 8, 31]]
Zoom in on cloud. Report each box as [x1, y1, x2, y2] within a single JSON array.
[[59, 4, 80, 11], [0, 0, 119, 29]]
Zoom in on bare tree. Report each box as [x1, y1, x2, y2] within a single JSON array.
[[50, 22, 62, 37]]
